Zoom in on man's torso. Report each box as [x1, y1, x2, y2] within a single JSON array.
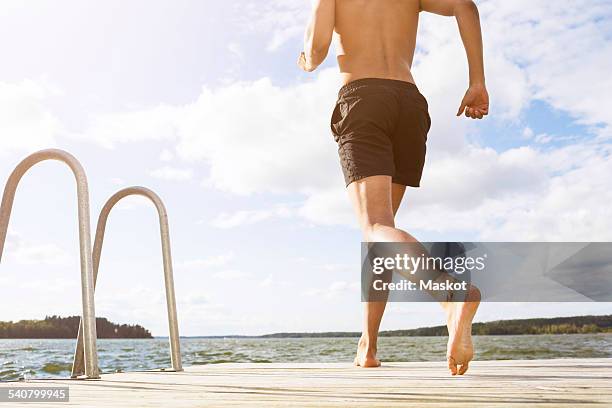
[[334, 0, 421, 85]]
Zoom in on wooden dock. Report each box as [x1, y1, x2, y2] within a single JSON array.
[[2, 358, 611, 407]]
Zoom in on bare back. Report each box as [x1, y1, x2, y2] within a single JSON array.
[[334, 0, 420, 85]]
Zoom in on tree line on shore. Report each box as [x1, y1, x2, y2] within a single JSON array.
[[0, 316, 152, 339], [260, 315, 612, 338], [2, 314, 611, 339]]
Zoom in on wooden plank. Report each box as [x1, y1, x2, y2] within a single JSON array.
[[1, 358, 611, 407]]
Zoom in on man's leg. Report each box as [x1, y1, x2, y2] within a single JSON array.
[[349, 175, 480, 375], [349, 176, 417, 367], [357, 182, 406, 366]]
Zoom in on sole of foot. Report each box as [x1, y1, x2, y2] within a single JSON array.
[[444, 285, 481, 376]]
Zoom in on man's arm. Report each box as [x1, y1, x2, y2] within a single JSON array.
[[298, 0, 335, 72], [420, 0, 489, 119]]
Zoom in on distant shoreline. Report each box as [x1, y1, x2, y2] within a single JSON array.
[[176, 314, 612, 339], [0, 316, 152, 339], [2, 314, 610, 340]]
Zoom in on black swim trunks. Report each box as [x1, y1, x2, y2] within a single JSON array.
[[330, 78, 431, 187]]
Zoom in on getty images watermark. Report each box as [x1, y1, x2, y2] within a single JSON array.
[[361, 242, 612, 302], [370, 251, 486, 292]]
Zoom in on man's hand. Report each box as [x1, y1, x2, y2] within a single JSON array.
[[457, 84, 489, 119], [298, 52, 315, 72], [422, 0, 487, 119]]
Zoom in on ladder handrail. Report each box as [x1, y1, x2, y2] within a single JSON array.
[[0, 149, 100, 379], [71, 186, 182, 377]]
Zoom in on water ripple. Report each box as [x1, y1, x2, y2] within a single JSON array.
[[0, 334, 609, 380]]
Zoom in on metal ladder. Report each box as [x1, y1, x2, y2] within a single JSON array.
[[0, 149, 182, 379], [0, 149, 100, 379], [71, 187, 182, 377]]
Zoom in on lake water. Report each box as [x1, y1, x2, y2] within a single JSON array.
[[1, 334, 611, 381]]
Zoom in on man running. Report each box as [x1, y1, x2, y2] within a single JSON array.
[[298, 0, 489, 376]]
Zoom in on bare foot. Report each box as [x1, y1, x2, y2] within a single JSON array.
[[354, 335, 381, 368], [443, 285, 481, 376]]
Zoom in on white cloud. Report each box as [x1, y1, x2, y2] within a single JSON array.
[[212, 269, 251, 280], [535, 133, 552, 144], [227, 42, 244, 60], [239, 0, 308, 51], [181, 293, 210, 306], [322, 263, 352, 272], [109, 177, 125, 185], [479, 0, 612, 128], [259, 273, 292, 289], [522, 127, 534, 139], [149, 166, 193, 182], [397, 141, 612, 241], [298, 188, 352, 226], [211, 205, 295, 229], [177, 253, 234, 270], [259, 273, 274, 288], [80, 69, 342, 195], [2, 230, 70, 266], [159, 149, 174, 162], [303, 281, 359, 299], [77, 104, 180, 148], [96, 286, 165, 312], [175, 72, 341, 194], [0, 79, 61, 154]]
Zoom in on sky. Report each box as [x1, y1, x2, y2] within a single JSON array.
[[0, 0, 611, 336]]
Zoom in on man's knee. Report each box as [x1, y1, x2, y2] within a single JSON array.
[[369, 222, 418, 243], [363, 222, 408, 242]]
